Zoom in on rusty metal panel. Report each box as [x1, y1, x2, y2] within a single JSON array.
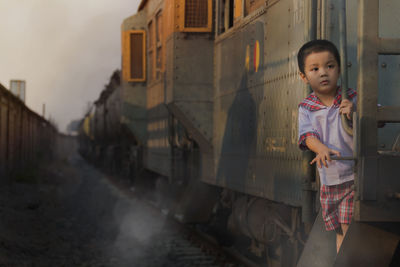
[[212, 0, 311, 207]]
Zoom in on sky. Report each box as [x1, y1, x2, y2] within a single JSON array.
[[0, 0, 141, 132]]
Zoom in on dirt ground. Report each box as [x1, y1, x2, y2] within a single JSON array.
[[0, 137, 184, 267]]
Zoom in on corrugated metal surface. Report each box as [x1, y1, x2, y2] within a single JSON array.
[[0, 83, 55, 180]]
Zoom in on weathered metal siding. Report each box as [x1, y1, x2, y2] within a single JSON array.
[[0, 83, 56, 180], [376, 0, 400, 150], [210, 0, 310, 207], [142, 0, 172, 177], [165, 32, 214, 151], [121, 10, 148, 144]]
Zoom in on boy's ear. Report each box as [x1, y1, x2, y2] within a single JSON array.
[[299, 72, 308, 84]]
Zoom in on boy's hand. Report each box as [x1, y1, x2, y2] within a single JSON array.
[[310, 146, 341, 168], [339, 99, 354, 120]]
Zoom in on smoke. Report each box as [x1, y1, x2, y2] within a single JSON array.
[[0, 0, 141, 132]]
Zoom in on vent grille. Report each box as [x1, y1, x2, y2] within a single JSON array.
[[184, 0, 208, 28]]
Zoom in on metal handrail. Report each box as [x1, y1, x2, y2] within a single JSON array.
[[338, 0, 353, 136]]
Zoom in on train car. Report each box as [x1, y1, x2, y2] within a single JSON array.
[[0, 83, 56, 181], [80, 0, 400, 266]]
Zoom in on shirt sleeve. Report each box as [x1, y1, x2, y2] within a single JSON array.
[[298, 107, 321, 150]]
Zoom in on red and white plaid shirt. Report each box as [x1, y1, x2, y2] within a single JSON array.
[[298, 87, 357, 185]]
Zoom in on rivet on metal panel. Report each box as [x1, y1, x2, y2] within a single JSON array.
[[381, 63, 387, 68], [347, 62, 352, 67], [329, 4, 334, 10]]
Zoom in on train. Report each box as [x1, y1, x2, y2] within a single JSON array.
[[79, 0, 400, 266], [0, 82, 56, 181]]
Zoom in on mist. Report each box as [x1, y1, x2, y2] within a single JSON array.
[[0, 0, 141, 132]]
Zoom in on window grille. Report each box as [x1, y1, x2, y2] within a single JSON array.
[[179, 0, 212, 32], [185, 0, 208, 28]]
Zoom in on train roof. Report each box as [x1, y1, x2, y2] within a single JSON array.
[[94, 70, 121, 106]]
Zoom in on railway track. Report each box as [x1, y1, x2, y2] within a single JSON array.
[[106, 175, 256, 267]]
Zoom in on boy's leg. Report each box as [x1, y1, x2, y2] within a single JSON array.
[[335, 223, 349, 253]]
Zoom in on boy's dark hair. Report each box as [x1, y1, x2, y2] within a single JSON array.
[[297, 39, 341, 74]]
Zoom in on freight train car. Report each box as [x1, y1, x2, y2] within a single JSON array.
[[80, 0, 400, 266], [0, 83, 56, 181]]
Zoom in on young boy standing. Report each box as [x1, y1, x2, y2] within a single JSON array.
[[297, 40, 356, 253]]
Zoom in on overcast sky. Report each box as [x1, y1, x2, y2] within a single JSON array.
[[0, 0, 141, 132]]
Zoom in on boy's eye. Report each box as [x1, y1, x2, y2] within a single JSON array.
[[312, 67, 318, 71], [328, 65, 335, 68]]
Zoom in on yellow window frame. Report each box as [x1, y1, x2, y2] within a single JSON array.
[[122, 30, 147, 82]]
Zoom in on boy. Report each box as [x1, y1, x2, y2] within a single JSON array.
[[297, 39, 356, 253]]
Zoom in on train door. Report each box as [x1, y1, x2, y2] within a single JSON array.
[[299, 1, 400, 266], [333, 0, 400, 266]]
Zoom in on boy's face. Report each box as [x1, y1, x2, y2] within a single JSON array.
[[299, 51, 340, 97]]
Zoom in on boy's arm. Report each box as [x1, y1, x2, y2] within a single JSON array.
[[305, 137, 340, 168], [298, 106, 340, 168]]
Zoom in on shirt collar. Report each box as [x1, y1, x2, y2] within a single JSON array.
[[299, 87, 357, 112]]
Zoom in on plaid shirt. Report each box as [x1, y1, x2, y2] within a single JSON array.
[[298, 87, 357, 185]]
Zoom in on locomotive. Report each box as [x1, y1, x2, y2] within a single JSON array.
[[79, 0, 400, 266], [0, 82, 56, 181]]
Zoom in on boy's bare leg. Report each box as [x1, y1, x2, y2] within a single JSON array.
[[336, 223, 349, 253]]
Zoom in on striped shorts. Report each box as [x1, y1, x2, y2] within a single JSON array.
[[320, 180, 354, 231]]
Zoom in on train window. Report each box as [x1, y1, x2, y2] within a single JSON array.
[[218, 0, 234, 34], [121, 30, 146, 82], [179, 0, 212, 32]]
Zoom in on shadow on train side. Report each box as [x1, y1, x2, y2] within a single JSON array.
[[216, 72, 257, 193], [215, 21, 264, 194]]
